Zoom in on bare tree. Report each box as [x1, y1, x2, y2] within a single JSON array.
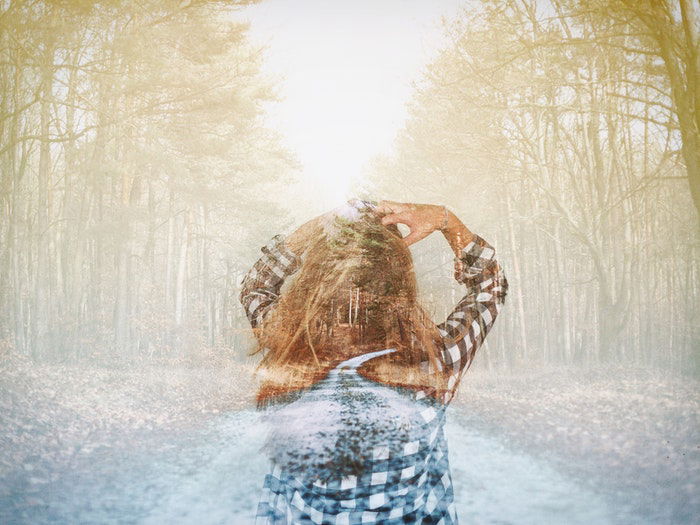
[[0, 0, 298, 361], [366, 0, 699, 373]]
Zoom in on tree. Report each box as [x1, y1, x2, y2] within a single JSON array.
[[0, 0, 298, 360], [365, 0, 699, 372]]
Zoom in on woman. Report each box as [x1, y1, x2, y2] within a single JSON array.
[[240, 199, 508, 524]]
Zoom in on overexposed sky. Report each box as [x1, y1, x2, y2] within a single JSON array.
[[239, 0, 464, 216]]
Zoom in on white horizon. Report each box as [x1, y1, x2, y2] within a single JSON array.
[[239, 0, 464, 219]]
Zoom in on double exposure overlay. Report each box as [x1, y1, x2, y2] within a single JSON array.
[[0, 1, 698, 524]]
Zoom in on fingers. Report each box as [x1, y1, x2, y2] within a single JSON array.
[[381, 212, 412, 227], [375, 203, 392, 215], [402, 229, 430, 247], [369, 200, 437, 246], [376, 200, 408, 215]]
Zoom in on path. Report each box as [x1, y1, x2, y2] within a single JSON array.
[[1, 353, 632, 524]]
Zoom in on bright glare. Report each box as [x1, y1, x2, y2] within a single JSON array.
[[241, 0, 463, 216]]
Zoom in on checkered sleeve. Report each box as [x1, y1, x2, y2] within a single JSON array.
[[437, 233, 508, 386], [239, 234, 302, 329]]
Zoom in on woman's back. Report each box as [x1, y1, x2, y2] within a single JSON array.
[[240, 200, 509, 524], [258, 349, 456, 524]]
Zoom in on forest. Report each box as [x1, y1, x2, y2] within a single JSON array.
[[367, 0, 699, 373], [0, 0, 698, 523], [0, 0, 697, 372]]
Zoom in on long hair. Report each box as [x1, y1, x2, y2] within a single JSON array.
[[251, 206, 450, 407]]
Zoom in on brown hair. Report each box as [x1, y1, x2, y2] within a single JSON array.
[[251, 208, 450, 407]]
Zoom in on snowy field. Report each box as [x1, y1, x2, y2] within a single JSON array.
[[0, 352, 697, 524]]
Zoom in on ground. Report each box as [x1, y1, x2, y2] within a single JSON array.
[[454, 365, 700, 524], [0, 350, 697, 524]]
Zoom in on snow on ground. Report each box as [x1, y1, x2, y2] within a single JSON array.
[[0, 351, 258, 477], [3, 408, 619, 524], [455, 365, 700, 524], [0, 351, 698, 524]]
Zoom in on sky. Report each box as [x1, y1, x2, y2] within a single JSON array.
[[238, 0, 465, 217]]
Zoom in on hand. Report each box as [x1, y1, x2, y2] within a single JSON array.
[[375, 200, 446, 247]]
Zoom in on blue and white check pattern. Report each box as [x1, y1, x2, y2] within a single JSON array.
[[255, 416, 457, 524], [240, 232, 508, 524]]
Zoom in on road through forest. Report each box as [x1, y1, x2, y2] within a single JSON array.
[[4, 406, 627, 525]]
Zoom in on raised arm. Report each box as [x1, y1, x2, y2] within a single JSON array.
[[239, 234, 302, 330], [437, 215, 508, 382], [377, 201, 509, 399], [239, 212, 329, 330]]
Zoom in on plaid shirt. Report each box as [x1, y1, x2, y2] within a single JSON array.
[[240, 232, 508, 524]]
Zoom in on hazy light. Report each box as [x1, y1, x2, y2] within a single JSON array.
[[240, 0, 463, 217]]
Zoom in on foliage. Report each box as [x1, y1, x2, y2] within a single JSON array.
[[365, 0, 700, 371], [0, 0, 297, 359]]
